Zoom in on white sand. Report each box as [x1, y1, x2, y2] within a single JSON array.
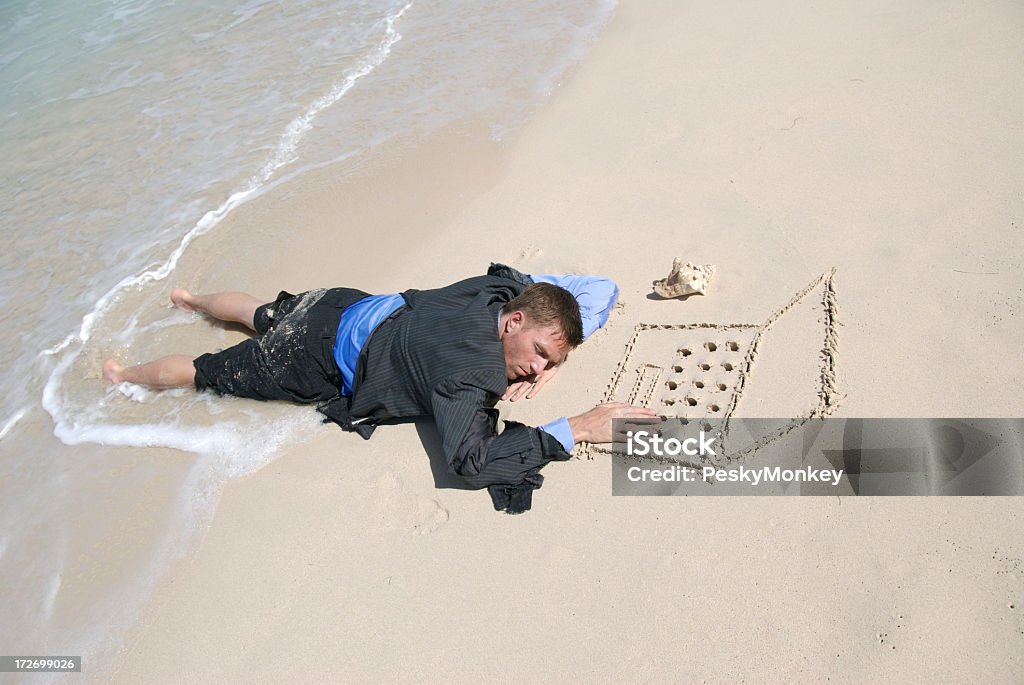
[[114, 1, 1024, 681]]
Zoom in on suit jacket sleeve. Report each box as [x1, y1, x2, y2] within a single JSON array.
[[431, 373, 571, 501]]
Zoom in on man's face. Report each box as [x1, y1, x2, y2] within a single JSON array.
[[500, 311, 570, 381]]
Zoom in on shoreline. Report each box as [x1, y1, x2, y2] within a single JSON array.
[[114, 0, 1024, 681]]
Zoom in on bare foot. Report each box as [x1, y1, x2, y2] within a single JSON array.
[[170, 287, 195, 312], [102, 359, 124, 384]]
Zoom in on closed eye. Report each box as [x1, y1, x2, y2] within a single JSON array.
[[537, 343, 567, 367]]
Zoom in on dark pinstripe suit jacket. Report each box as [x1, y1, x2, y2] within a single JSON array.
[[322, 270, 570, 513]]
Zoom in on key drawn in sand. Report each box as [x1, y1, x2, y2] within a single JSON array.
[[584, 269, 840, 465]]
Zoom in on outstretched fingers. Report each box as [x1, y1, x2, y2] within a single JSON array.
[[503, 379, 531, 402], [569, 402, 661, 444], [525, 364, 560, 399]]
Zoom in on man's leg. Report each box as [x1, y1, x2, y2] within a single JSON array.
[[171, 288, 263, 332], [102, 356, 195, 388]]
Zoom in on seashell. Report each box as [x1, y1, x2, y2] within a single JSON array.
[[653, 257, 716, 298]]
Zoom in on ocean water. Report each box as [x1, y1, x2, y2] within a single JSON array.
[[0, 0, 614, 675]]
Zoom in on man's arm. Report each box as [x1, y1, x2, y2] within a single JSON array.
[[431, 379, 568, 513], [538, 403, 660, 454], [432, 377, 657, 513], [448, 401, 658, 481], [567, 403, 659, 444]]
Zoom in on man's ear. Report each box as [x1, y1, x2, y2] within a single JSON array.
[[506, 310, 525, 330]]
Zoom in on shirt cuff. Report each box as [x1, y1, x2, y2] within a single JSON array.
[[538, 417, 575, 453]]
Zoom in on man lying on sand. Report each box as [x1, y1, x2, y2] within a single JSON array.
[[103, 264, 655, 513]]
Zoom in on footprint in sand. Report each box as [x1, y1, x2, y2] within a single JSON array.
[[373, 472, 449, 535]]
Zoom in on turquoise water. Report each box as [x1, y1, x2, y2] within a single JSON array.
[[0, 0, 613, 675]]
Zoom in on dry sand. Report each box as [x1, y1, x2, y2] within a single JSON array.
[[114, 0, 1024, 681]]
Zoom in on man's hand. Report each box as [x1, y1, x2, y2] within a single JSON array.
[[567, 402, 660, 444], [502, 364, 561, 402]]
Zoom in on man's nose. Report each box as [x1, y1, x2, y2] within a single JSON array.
[[530, 357, 545, 375]]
